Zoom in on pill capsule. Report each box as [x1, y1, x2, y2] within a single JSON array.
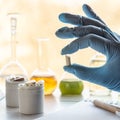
[[25, 80, 36, 87]]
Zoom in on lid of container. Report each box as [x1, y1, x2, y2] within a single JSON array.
[[6, 75, 27, 85]]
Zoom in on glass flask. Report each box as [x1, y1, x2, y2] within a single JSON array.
[[89, 53, 111, 96], [59, 55, 84, 101], [0, 13, 27, 78], [60, 71, 84, 94], [0, 13, 27, 99], [30, 38, 57, 95]]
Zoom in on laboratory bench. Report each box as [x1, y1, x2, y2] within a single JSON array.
[[0, 89, 120, 120], [0, 89, 82, 120]]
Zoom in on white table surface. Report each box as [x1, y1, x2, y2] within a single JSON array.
[[0, 90, 82, 120], [37, 101, 120, 120], [0, 89, 120, 120]]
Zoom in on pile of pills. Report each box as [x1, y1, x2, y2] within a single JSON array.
[[19, 80, 44, 88], [9, 75, 25, 82], [18, 80, 44, 114], [6, 75, 26, 107]]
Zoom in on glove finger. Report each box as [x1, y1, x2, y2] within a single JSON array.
[[82, 4, 119, 42], [55, 25, 115, 41], [82, 4, 105, 24], [63, 64, 107, 86], [59, 13, 105, 28], [61, 34, 111, 55]]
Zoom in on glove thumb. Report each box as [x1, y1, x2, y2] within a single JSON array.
[[63, 64, 104, 85]]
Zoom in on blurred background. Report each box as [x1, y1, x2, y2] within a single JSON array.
[[0, 0, 120, 80]]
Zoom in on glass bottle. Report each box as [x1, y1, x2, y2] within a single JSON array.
[[0, 13, 27, 99], [60, 72, 84, 95], [59, 55, 84, 100], [89, 53, 111, 96], [30, 38, 57, 95]]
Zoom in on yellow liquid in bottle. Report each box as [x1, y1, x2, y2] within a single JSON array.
[[30, 75, 57, 95]]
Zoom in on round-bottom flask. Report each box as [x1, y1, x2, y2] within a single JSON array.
[[30, 38, 57, 95], [30, 68, 57, 95], [59, 72, 84, 95]]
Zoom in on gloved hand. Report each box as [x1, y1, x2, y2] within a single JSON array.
[[55, 4, 120, 92]]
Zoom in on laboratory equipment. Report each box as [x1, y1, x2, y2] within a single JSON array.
[[59, 74, 84, 95], [89, 53, 120, 104], [0, 13, 27, 100], [93, 99, 120, 116], [89, 53, 111, 96], [59, 55, 84, 95], [0, 13, 27, 77], [30, 38, 57, 95]]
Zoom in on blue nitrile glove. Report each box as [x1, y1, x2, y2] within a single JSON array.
[[55, 4, 120, 92]]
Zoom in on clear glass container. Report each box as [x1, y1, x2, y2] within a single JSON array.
[[30, 38, 57, 95], [0, 13, 27, 100], [89, 53, 111, 96], [59, 55, 84, 97], [89, 53, 120, 104], [61, 72, 80, 82], [0, 13, 27, 78]]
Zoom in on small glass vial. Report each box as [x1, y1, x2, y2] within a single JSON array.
[[18, 80, 44, 114], [6, 75, 26, 107]]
